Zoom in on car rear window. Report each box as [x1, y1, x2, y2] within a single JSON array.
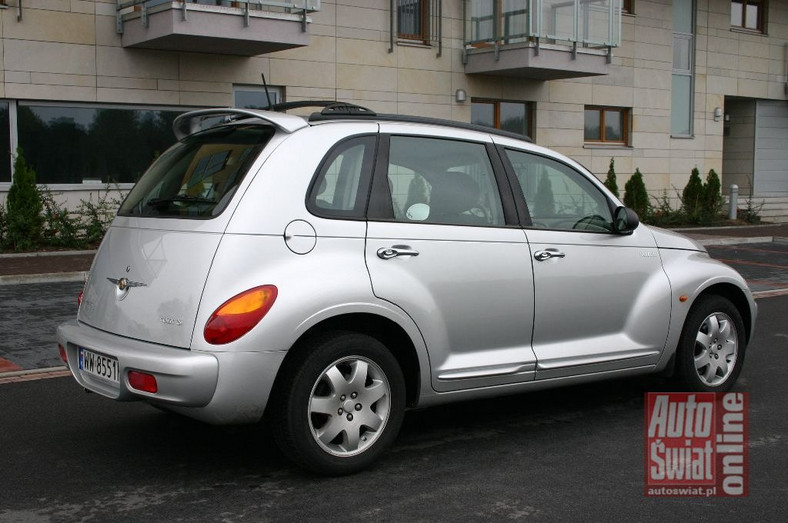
[[118, 125, 274, 218]]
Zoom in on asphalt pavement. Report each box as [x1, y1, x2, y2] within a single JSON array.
[[0, 295, 786, 521]]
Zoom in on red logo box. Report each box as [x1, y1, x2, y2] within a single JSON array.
[[645, 392, 748, 497]]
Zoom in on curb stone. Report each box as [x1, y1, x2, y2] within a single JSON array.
[[0, 271, 87, 286], [695, 236, 773, 246]]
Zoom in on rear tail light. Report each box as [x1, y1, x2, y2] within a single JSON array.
[[58, 344, 68, 364], [204, 285, 278, 345], [128, 371, 158, 393]]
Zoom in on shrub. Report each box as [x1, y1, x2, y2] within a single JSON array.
[[700, 169, 723, 223], [4, 148, 43, 251], [647, 190, 686, 227], [40, 187, 80, 248], [77, 184, 123, 245], [738, 178, 763, 224], [623, 168, 649, 219], [682, 167, 704, 223], [0, 204, 6, 246], [603, 158, 619, 198]]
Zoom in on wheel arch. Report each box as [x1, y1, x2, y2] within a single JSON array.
[[269, 313, 422, 410], [694, 282, 755, 343]]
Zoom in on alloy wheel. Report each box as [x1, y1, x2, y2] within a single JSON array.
[[308, 356, 391, 457], [693, 312, 738, 387]]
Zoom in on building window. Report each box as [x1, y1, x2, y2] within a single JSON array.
[[584, 107, 629, 145], [17, 104, 185, 185], [731, 1, 765, 32], [471, 99, 534, 138], [233, 85, 283, 110], [671, 0, 694, 137], [397, 0, 429, 42], [622, 0, 633, 14]]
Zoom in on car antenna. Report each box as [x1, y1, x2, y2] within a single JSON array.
[[260, 73, 273, 110]]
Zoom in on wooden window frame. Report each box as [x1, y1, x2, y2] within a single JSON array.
[[471, 99, 534, 139], [584, 106, 630, 145], [622, 0, 633, 14], [397, 0, 430, 44], [731, 0, 766, 33]]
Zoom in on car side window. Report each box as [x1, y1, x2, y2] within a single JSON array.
[[307, 135, 376, 219], [386, 136, 505, 226], [505, 149, 613, 232]]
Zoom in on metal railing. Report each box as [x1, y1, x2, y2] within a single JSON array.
[[116, 0, 321, 33], [464, 0, 620, 49], [118, 0, 320, 11]]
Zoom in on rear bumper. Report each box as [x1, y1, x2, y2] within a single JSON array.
[[57, 320, 286, 424], [58, 320, 220, 406]]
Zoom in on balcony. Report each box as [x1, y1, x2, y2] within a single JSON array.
[[463, 0, 620, 80], [116, 0, 320, 56]]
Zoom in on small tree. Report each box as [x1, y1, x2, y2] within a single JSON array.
[[682, 167, 704, 223], [603, 157, 619, 198], [4, 148, 43, 251], [623, 168, 649, 219], [701, 169, 723, 222]]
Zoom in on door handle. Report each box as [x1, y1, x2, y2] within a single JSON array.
[[534, 249, 566, 262], [377, 246, 420, 260]]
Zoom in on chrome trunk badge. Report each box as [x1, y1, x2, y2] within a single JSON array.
[[107, 277, 147, 291], [107, 277, 147, 300]]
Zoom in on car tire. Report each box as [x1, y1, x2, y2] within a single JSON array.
[[674, 295, 746, 392], [272, 331, 405, 475]]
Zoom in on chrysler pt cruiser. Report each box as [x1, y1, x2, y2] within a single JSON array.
[[57, 103, 756, 475]]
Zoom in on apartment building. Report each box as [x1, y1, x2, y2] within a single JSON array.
[[0, 0, 786, 221]]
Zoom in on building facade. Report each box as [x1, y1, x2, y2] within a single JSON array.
[[0, 0, 786, 220]]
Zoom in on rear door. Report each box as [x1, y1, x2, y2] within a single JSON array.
[[500, 146, 672, 378], [365, 128, 537, 392]]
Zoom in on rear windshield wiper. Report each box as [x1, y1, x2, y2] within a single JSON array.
[[146, 195, 217, 207]]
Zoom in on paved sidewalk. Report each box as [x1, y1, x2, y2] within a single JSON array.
[[673, 223, 788, 245]]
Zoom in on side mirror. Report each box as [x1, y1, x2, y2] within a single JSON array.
[[614, 206, 640, 235]]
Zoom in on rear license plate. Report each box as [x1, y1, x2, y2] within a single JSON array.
[[78, 347, 119, 384]]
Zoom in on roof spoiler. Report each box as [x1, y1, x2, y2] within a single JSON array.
[[172, 108, 308, 140]]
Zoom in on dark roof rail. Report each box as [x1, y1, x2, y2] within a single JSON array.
[[305, 102, 532, 142], [269, 100, 376, 115]]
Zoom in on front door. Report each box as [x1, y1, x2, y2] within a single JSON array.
[[501, 147, 672, 378]]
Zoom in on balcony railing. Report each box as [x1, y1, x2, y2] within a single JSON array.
[[464, 0, 620, 48], [462, 0, 620, 79], [116, 0, 321, 55]]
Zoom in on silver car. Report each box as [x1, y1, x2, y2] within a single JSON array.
[[57, 104, 756, 475]]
